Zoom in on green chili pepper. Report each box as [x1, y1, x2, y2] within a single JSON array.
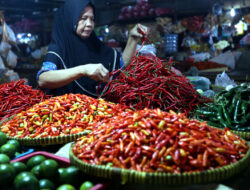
[[241, 101, 248, 116], [222, 106, 231, 127], [233, 99, 241, 124], [218, 106, 228, 128]]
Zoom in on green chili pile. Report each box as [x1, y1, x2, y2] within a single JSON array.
[[0, 79, 50, 122], [195, 84, 250, 131], [102, 54, 210, 114], [73, 108, 248, 173]]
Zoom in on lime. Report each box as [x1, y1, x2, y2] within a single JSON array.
[[39, 179, 56, 190], [11, 161, 27, 174], [26, 155, 46, 169], [14, 172, 39, 190], [30, 164, 42, 179], [0, 163, 16, 186], [0, 153, 10, 164], [0, 143, 16, 158], [79, 181, 94, 190], [57, 184, 76, 190], [58, 166, 80, 186], [6, 139, 21, 152], [40, 159, 58, 179], [14, 171, 35, 179], [0, 131, 7, 146]]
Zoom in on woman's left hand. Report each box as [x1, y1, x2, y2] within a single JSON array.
[[129, 24, 148, 40]]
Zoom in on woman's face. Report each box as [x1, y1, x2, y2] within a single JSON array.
[[76, 5, 95, 39]]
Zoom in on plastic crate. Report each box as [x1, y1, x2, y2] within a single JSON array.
[[11, 151, 107, 190]]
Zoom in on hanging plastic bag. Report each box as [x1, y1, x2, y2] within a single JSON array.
[[1, 22, 16, 45], [6, 50, 17, 68], [0, 41, 11, 58], [0, 56, 6, 69]]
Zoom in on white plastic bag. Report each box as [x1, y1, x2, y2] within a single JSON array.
[[215, 71, 237, 88], [6, 50, 17, 68], [136, 44, 156, 56], [4, 69, 19, 82], [190, 52, 211, 62]]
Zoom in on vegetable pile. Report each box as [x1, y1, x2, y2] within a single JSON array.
[[103, 54, 210, 114], [195, 84, 250, 131], [73, 108, 248, 173], [1, 93, 127, 138], [0, 79, 50, 122]]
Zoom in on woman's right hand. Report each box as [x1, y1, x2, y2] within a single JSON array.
[[80, 63, 109, 82]]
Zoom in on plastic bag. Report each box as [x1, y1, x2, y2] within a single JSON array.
[[6, 50, 17, 68], [0, 41, 11, 58], [0, 56, 6, 69], [136, 44, 156, 56], [4, 69, 19, 82], [190, 52, 211, 62], [0, 22, 16, 44], [186, 76, 211, 91], [31, 49, 42, 59], [215, 71, 237, 87]]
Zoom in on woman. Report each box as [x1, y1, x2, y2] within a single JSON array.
[[37, 0, 148, 97]]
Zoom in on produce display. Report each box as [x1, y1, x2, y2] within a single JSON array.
[[0, 79, 50, 122], [0, 93, 127, 138], [0, 151, 95, 190], [73, 108, 248, 173], [103, 53, 210, 115], [195, 84, 250, 131]]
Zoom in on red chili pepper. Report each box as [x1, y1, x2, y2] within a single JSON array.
[[73, 108, 248, 173]]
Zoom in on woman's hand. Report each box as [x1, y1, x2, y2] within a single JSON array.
[[80, 63, 109, 82], [129, 24, 148, 40]]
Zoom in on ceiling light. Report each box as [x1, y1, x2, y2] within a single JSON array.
[[230, 8, 236, 17]]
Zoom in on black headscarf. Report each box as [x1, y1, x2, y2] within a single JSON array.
[[44, 0, 120, 97]]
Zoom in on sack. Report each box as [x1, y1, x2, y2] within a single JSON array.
[[209, 50, 235, 69], [6, 50, 17, 68]]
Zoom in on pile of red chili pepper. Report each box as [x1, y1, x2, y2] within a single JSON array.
[[1, 93, 128, 138], [0, 79, 50, 122], [73, 108, 248, 173], [103, 53, 210, 115]]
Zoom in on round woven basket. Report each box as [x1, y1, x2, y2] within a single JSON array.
[[231, 130, 250, 140], [69, 144, 250, 185], [6, 132, 90, 146], [0, 115, 90, 146]]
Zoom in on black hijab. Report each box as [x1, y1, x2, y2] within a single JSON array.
[[44, 0, 120, 97]]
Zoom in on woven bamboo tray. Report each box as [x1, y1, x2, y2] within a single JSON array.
[[69, 144, 250, 185], [0, 115, 91, 146], [231, 130, 250, 140]]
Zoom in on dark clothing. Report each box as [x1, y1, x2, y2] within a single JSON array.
[[44, 0, 120, 97]]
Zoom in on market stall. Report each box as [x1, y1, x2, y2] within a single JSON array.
[[0, 0, 249, 190]]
